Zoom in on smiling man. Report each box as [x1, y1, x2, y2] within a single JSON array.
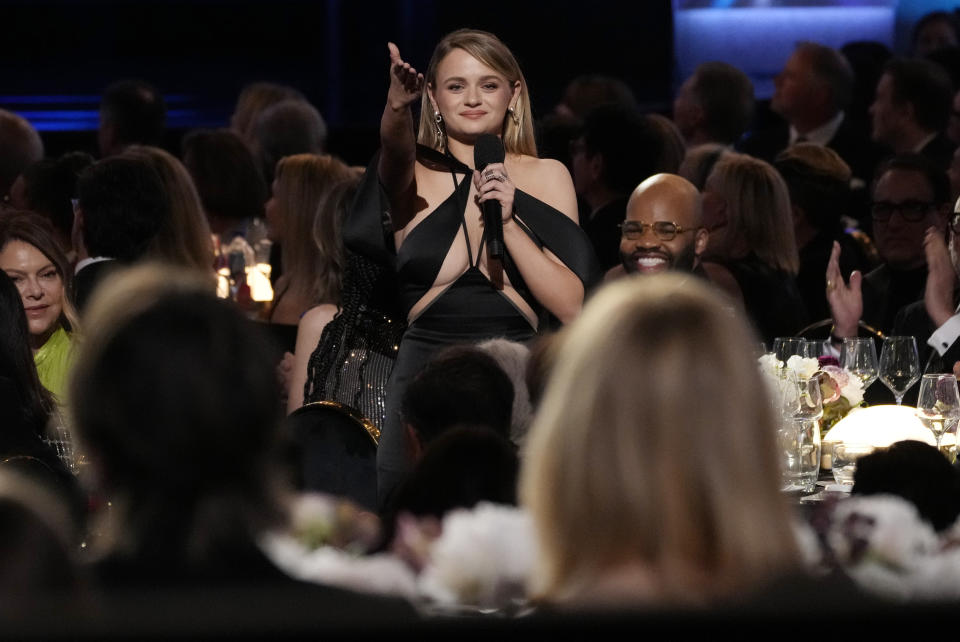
[[606, 173, 708, 279]]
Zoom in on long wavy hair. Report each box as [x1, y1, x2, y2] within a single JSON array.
[[418, 29, 537, 157]]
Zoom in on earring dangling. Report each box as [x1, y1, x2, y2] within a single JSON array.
[[434, 112, 445, 148], [508, 106, 521, 126]]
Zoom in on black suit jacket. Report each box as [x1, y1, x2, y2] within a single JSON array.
[[72, 258, 120, 316], [919, 132, 956, 171], [894, 298, 960, 374]]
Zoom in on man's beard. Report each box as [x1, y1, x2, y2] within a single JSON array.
[[621, 241, 698, 275]]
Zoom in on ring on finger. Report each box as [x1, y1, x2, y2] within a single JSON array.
[[484, 171, 505, 182]]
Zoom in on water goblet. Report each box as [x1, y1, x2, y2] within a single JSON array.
[[773, 337, 806, 365], [841, 337, 879, 391], [915, 373, 960, 458], [831, 443, 874, 487], [779, 370, 823, 494], [878, 336, 921, 405]]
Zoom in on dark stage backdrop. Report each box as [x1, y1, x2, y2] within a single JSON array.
[[0, 0, 673, 165]]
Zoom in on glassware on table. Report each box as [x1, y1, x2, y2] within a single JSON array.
[[773, 337, 806, 364], [831, 443, 874, 487], [801, 339, 828, 359], [915, 373, 960, 458], [878, 336, 921, 405], [778, 370, 824, 494], [841, 337, 879, 390]]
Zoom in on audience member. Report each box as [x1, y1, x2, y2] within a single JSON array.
[[870, 58, 955, 169], [740, 42, 880, 188], [399, 345, 514, 459], [571, 104, 668, 269], [230, 82, 306, 148], [700, 153, 808, 342], [672, 61, 754, 148], [181, 129, 268, 273], [854, 440, 960, 532], [97, 79, 166, 158], [678, 143, 730, 190], [774, 143, 876, 321], [521, 275, 801, 608], [0, 213, 77, 402], [286, 177, 359, 413], [0, 110, 44, 204], [827, 155, 950, 342], [122, 145, 215, 274], [840, 41, 892, 140], [645, 113, 686, 174], [476, 337, 533, 446], [8, 152, 94, 260], [254, 99, 328, 184], [66, 264, 415, 623], [265, 154, 352, 326], [912, 11, 960, 59], [0, 271, 75, 488], [605, 173, 708, 282], [72, 156, 170, 314]]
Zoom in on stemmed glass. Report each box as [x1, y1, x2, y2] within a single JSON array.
[[878, 336, 921, 405], [841, 337, 879, 391], [773, 337, 806, 364], [915, 374, 960, 457]]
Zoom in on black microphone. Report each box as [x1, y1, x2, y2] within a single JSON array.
[[474, 133, 505, 260]]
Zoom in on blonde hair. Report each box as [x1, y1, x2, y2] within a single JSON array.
[[123, 146, 215, 274], [418, 29, 536, 156], [521, 275, 799, 606], [706, 152, 800, 274], [274, 154, 353, 306]]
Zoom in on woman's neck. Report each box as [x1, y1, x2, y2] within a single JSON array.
[[30, 325, 57, 353], [445, 138, 476, 169]]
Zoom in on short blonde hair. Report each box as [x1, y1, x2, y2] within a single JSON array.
[[521, 275, 799, 606], [706, 153, 799, 274], [419, 29, 536, 156]]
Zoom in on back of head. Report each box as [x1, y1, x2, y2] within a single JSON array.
[[76, 156, 169, 262], [884, 57, 954, 132], [254, 99, 327, 183], [70, 265, 282, 556], [912, 11, 960, 58], [678, 143, 730, 191], [707, 152, 799, 273], [98, 79, 166, 157], [0, 110, 44, 199], [774, 143, 852, 233], [20, 152, 95, 244], [401, 345, 514, 447], [522, 275, 798, 604], [230, 82, 306, 145], [853, 439, 960, 531], [796, 41, 855, 114], [581, 104, 665, 193], [121, 145, 213, 272], [560, 74, 637, 121], [690, 61, 755, 144], [181, 129, 267, 228]]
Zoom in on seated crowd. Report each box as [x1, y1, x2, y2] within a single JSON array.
[[5, 14, 960, 629]]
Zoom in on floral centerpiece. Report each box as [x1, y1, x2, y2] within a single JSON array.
[[759, 353, 865, 436]]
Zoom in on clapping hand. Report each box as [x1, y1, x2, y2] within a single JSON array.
[[923, 226, 956, 327], [825, 241, 862, 338], [387, 42, 423, 111]]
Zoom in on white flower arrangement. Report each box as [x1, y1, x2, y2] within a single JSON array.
[[809, 494, 960, 601]]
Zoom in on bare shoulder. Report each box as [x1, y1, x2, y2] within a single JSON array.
[[510, 155, 578, 222], [298, 303, 339, 337]]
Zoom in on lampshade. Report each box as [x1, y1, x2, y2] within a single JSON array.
[[823, 404, 956, 449]]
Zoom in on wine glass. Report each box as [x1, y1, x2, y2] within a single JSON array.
[[773, 337, 806, 365], [915, 374, 960, 457], [841, 337, 879, 391], [801, 339, 828, 359], [779, 370, 823, 494], [878, 336, 921, 405]]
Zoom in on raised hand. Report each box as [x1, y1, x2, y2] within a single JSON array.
[[825, 241, 862, 337], [924, 226, 956, 327], [387, 42, 424, 111]]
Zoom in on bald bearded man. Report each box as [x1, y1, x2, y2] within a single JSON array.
[[606, 174, 709, 279]]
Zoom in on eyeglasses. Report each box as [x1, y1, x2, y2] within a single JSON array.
[[619, 221, 697, 241], [871, 200, 936, 222]]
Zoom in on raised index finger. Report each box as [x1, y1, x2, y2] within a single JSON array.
[[387, 42, 403, 66]]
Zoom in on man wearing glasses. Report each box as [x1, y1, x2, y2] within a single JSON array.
[[606, 173, 708, 280], [827, 154, 951, 346]]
